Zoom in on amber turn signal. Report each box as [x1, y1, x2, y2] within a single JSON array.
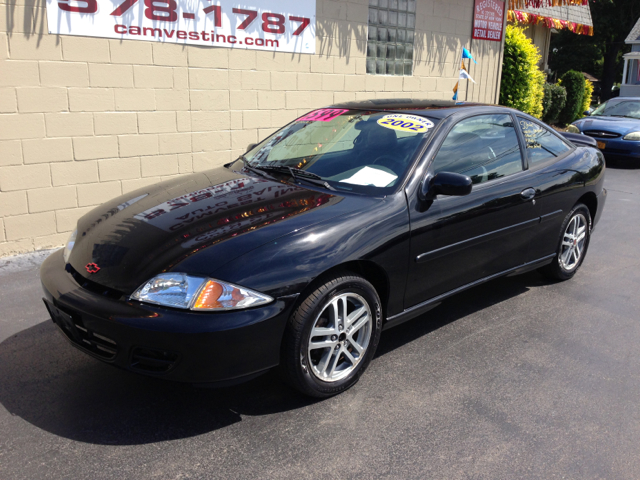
[[191, 279, 273, 311], [193, 280, 225, 309]]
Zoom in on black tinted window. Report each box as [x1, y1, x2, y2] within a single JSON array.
[[432, 114, 523, 185], [518, 117, 572, 167]]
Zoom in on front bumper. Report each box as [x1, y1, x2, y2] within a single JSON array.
[[41, 250, 297, 385], [590, 137, 640, 161]]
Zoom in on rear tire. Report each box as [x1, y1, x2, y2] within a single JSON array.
[[280, 274, 382, 398], [539, 203, 591, 281]]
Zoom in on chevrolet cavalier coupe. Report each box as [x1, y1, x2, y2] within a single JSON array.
[[41, 100, 606, 397]]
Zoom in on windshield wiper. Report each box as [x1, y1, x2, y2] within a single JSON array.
[[254, 165, 336, 191], [239, 155, 279, 181]]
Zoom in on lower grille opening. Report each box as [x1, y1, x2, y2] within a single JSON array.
[[130, 347, 179, 374], [47, 301, 118, 360]]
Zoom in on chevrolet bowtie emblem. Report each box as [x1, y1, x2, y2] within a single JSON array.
[[85, 263, 100, 274]]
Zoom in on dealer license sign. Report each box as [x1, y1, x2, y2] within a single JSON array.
[[46, 0, 316, 53], [472, 0, 504, 42]]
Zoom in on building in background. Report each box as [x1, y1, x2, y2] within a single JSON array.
[[621, 17, 640, 97], [507, 0, 593, 73], [0, 0, 509, 257]]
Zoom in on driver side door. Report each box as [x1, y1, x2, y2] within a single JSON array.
[[404, 113, 540, 308]]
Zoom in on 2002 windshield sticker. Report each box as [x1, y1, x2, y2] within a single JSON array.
[[377, 114, 434, 133]]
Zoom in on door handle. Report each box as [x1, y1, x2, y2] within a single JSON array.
[[520, 188, 536, 200]]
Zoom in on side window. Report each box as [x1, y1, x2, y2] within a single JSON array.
[[431, 114, 523, 185], [518, 116, 572, 167]]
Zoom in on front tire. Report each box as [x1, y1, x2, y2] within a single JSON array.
[[281, 274, 382, 398], [539, 203, 591, 280]]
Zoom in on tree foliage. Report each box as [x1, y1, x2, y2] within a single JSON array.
[[549, 0, 640, 101], [542, 83, 567, 124], [559, 70, 585, 124], [500, 25, 546, 118]]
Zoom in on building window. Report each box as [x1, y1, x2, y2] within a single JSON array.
[[367, 0, 416, 76]]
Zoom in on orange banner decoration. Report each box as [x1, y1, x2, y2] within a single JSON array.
[[508, 0, 588, 8], [508, 9, 594, 36]]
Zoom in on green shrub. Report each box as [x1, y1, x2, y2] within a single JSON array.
[[542, 83, 567, 124], [558, 70, 585, 124], [499, 25, 545, 118], [529, 69, 546, 119], [542, 83, 554, 115], [581, 78, 594, 117]]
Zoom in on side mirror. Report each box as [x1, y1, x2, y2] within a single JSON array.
[[419, 172, 472, 201], [245, 143, 258, 153], [583, 111, 591, 116]]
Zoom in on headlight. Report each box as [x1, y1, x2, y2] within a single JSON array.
[[566, 124, 581, 134], [63, 229, 77, 263], [131, 273, 273, 311], [623, 131, 640, 141]]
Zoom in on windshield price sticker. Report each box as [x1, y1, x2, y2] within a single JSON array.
[[377, 114, 434, 133], [45, 0, 316, 54], [297, 109, 349, 123]]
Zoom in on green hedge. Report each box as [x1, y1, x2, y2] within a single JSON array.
[[558, 70, 585, 125], [499, 25, 545, 118], [542, 83, 567, 124], [581, 78, 594, 117]]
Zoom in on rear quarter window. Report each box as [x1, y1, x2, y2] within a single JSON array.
[[517, 117, 572, 168]]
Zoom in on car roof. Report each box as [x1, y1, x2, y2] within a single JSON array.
[[604, 97, 640, 102], [330, 98, 511, 119]]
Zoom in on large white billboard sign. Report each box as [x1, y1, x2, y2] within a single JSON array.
[[46, 0, 316, 54]]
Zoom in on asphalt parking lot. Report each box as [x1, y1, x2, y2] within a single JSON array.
[[1, 163, 639, 480]]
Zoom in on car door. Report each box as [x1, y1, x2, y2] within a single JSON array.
[[515, 116, 584, 262], [404, 113, 540, 309]]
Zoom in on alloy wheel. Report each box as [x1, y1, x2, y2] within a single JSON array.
[[559, 213, 587, 272], [307, 293, 372, 383]]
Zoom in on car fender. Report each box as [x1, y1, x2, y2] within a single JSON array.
[[210, 192, 411, 318]]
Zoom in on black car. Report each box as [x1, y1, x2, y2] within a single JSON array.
[[41, 100, 606, 397]]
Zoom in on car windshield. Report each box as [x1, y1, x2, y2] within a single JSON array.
[[591, 100, 640, 119], [242, 108, 437, 194]]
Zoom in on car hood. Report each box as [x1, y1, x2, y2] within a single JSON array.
[[68, 166, 363, 294], [575, 116, 640, 136]]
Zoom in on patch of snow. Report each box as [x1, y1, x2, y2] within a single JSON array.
[[0, 249, 59, 277]]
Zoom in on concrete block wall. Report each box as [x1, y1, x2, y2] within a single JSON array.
[[0, 0, 505, 257]]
